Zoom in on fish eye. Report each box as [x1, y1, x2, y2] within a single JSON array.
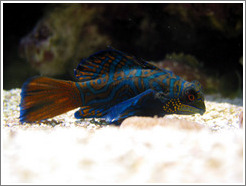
[[188, 94, 195, 101], [184, 88, 196, 102]]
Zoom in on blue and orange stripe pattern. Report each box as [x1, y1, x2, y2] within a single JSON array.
[[72, 49, 205, 123], [20, 48, 205, 124]]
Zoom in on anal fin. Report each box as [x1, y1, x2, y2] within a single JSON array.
[[74, 105, 109, 119]]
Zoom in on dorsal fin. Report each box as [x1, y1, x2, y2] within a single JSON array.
[[74, 49, 161, 81]]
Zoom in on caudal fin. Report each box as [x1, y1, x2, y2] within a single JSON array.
[[20, 76, 82, 123]]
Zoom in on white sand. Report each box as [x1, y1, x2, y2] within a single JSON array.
[[2, 89, 244, 184]]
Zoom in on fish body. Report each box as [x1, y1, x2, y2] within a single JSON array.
[[20, 49, 206, 125]]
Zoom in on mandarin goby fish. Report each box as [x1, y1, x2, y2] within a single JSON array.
[[20, 49, 206, 125]]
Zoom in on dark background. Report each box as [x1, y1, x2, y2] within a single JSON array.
[[4, 4, 47, 88], [3, 3, 243, 97]]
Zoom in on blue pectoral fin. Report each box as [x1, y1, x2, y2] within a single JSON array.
[[103, 89, 157, 125]]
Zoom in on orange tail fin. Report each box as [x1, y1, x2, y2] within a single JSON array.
[[20, 76, 82, 123]]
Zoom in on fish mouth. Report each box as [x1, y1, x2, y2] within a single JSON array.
[[198, 108, 206, 115], [177, 102, 206, 115]]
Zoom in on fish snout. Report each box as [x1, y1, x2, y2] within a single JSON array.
[[199, 109, 206, 115], [198, 101, 206, 115]]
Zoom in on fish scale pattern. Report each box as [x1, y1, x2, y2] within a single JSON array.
[[72, 49, 205, 124], [20, 48, 205, 124]]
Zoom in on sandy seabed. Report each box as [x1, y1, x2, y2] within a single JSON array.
[[2, 89, 244, 184]]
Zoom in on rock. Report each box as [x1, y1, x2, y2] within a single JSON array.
[[120, 116, 204, 130], [239, 111, 243, 128], [2, 88, 244, 184], [164, 4, 243, 38], [19, 4, 109, 76]]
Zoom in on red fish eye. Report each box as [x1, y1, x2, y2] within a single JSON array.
[[188, 94, 195, 101]]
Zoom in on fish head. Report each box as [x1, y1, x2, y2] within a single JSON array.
[[176, 80, 206, 115], [160, 80, 206, 115]]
